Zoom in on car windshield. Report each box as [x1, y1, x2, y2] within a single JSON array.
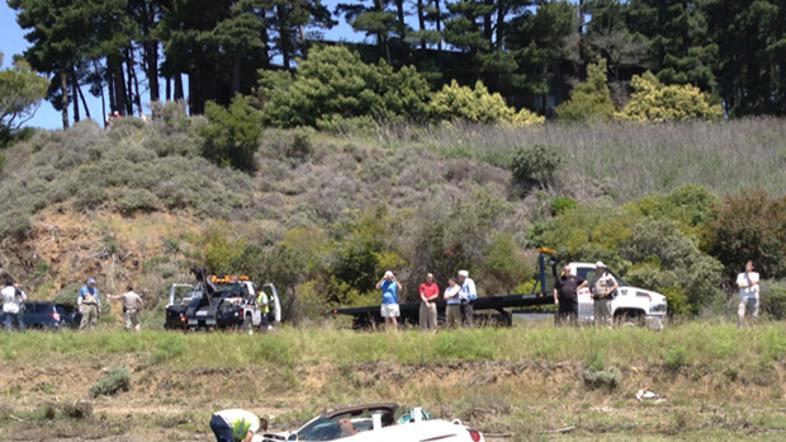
[[297, 408, 395, 441], [25, 303, 52, 314], [577, 268, 627, 287], [215, 283, 247, 297]]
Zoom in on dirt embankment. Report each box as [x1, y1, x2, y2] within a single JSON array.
[[2, 354, 786, 441], [0, 208, 199, 300]]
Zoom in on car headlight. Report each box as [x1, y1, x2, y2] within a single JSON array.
[[651, 303, 667, 313]]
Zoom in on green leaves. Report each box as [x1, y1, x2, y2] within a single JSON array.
[[0, 56, 48, 135], [200, 95, 263, 172], [556, 59, 616, 122]]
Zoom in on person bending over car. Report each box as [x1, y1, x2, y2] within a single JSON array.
[[210, 408, 266, 442]]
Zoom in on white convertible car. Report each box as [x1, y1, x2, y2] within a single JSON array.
[[260, 403, 484, 442]]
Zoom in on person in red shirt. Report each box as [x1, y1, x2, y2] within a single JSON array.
[[419, 273, 440, 331]]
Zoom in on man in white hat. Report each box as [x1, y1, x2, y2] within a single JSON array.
[[457, 270, 477, 327], [376, 270, 402, 331], [209, 408, 266, 442], [590, 262, 618, 327]]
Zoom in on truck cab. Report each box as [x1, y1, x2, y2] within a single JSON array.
[[569, 262, 667, 328]]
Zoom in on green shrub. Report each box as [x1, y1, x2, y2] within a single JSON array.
[[703, 190, 786, 280], [583, 367, 621, 390], [117, 188, 159, 214], [200, 95, 263, 172], [258, 46, 431, 127], [616, 71, 723, 122], [658, 286, 691, 316], [429, 80, 543, 125], [89, 367, 131, 398], [550, 196, 577, 216], [510, 144, 562, 189], [760, 280, 786, 320], [315, 115, 378, 135], [663, 345, 688, 371], [556, 59, 616, 122]]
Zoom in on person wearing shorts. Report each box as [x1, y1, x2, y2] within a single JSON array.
[[376, 271, 402, 331], [444, 278, 462, 328], [736, 260, 760, 327]]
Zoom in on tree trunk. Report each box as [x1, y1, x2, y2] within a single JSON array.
[[165, 76, 171, 101], [174, 73, 184, 101], [124, 49, 136, 116], [231, 60, 241, 95], [395, 0, 406, 39], [496, 1, 506, 50], [71, 74, 80, 123], [277, 4, 291, 69], [60, 71, 70, 129], [77, 84, 91, 119], [107, 61, 116, 112], [127, 49, 143, 115], [145, 41, 160, 103], [483, 0, 493, 45], [110, 55, 127, 114], [434, 0, 443, 52], [416, 0, 427, 50]]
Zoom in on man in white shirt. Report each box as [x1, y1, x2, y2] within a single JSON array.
[[2, 277, 26, 331], [736, 260, 760, 327], [457, 270, 477, 327], [210, 408, 265, 442]]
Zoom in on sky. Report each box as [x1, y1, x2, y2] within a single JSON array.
[[0, 0, 364, 130]]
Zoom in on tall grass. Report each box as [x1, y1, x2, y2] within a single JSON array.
[[2, 322, 785, 370], [361, 119, 786, 200]]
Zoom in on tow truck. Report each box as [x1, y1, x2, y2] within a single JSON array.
[[333, 248, 667, 329], [165, 271, 282, 331]]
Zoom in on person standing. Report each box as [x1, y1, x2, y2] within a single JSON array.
[[2, 278, 26, 331], [418, 273, 440, 331], [444, 278, 462, 328], [78, 277, 102, 330], [736, 260, 760, 327], [256, 288, 272, 331], [591, 262, 618, 327], [209, 408, 264, 442], [109, 285, 144, 332], [457, 270, 477, 327], [376, 271, 402, 331], [553, 265, 587, 326]]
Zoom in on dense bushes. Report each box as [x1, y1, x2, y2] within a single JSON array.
[[530, 185, 725, 314], [510, 144, 562, 190], [200, 95, 263, 171], [429, 80, 544, 125], [257, 46, 542, 128], [703, 191, 786, 279], [556, 60, 615, 122], [258, 46, 432, 127], [617, 72, 723, 122]]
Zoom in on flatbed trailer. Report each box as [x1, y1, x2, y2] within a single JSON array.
[[333, 250, 559, 329]]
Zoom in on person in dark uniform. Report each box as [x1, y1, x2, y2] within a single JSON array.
[[553, 265, 587, 326]]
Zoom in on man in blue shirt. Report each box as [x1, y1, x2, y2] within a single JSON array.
[[376, 271, 402, 331], [457, 270, 477, 327], [78, 277, 102, 330]]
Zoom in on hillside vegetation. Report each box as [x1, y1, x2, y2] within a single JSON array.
[[1, 111, 786, 320], [3, 324, 786, 441]]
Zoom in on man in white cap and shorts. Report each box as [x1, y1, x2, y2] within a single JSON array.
[[376, 270, 402, 331], [591, 262, 618, 327]]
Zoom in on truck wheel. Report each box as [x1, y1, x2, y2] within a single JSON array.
[[616, 311, 644, 327], [243, 313, 253, 332]]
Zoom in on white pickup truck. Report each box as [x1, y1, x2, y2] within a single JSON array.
[[568, 262, 668, 328]]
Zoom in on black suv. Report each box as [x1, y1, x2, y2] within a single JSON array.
[[0, 302, 82, 330]]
